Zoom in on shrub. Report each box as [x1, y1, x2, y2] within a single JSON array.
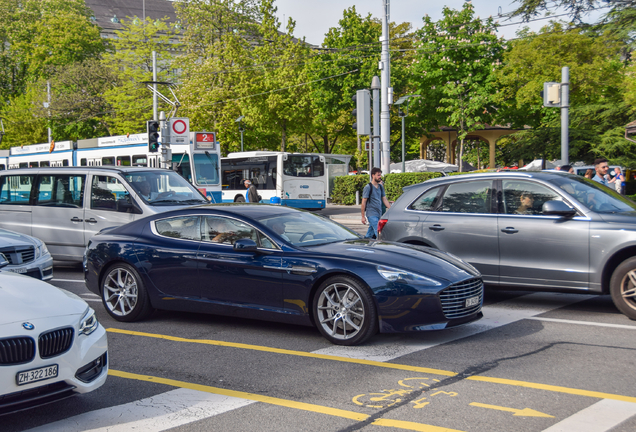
[[331, 172, 442, 204]]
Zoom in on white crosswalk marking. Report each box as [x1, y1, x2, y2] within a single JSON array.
[[24, 388, 255, 432], [542, 399, 636, 432]]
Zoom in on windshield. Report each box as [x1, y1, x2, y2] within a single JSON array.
[[548, 175, 636, 213], [257, 211, 360, 246], [125, 170, 208, 206], [283, 155, 324, 178], [193, 152, 220, 185]]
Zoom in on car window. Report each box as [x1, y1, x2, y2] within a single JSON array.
[[409, 187, 442, 211], [91, 175, 128, 211], [548, 175, 636, 213], [502, 180, 562, 215], [0, 174, 35, 204], [202, 216, 258, 245], [155, 216, 201, 240], [36, 174, 84, 208], [439, 181, 492, 214]]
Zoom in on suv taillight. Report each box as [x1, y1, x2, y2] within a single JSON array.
[[378, 219, 388, 234]]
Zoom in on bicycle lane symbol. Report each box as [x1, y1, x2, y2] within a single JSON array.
[[352, 377, 458, 409]]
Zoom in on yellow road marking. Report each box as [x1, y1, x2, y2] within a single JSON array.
[[108, 369, 465, 432], [107, 328, 636, 404], [106, 328, 455, 376], [469, 402, 554, 418]]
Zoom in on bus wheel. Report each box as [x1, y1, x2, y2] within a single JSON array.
[[235, 195, 245, 203]]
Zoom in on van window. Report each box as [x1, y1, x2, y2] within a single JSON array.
[[0, 174, 34, 204], [91, 175, 128, 211], [35, 174, 85, 208]]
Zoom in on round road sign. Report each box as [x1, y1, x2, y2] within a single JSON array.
[[172, 119, 187, 135]]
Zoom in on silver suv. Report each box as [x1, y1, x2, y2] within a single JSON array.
[[379, 171, 636, 319]]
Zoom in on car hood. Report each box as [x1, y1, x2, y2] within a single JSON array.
[[307, 239, 480, 282], [0, 228, 37, 247], [599, 212, 636, 225], [0, 273, 87, 325]]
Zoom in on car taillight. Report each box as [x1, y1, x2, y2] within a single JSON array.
[[378, 219, 388, 234]]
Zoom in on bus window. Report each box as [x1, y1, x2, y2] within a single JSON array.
[[102, 156, 115, 166], [0, 174, 34, 204], [284, 155, 324, 178], [117, 156, 131, 166], [133, 155, 147, 166]]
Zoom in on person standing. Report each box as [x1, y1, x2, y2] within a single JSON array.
[[613, 167, 626, 195], [361, 167, 391, 239], [592, 158, 609, 186], [244, 179, 259, 203]]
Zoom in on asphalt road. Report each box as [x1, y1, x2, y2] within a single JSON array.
[[4, 261, 636, 432]]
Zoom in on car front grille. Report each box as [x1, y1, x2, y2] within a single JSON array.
[[0, 337, 36, 365], [0, 246, 35, 265], [39, 328, 74, 359], [439, 278, 483, 319]]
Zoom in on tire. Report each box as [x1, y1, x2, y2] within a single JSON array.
[[101, 263, 154, 322], [235, 195, 245, 203], [313, 276, 378, 345], [610, 257, 636, 320]]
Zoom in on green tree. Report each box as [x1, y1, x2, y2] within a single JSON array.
[[411, 3, 504, 170], [102, 16, 181, 136]]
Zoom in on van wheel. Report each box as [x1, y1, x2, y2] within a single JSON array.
[[313, 276, 378, 345], [101, 263, 154, 322], [610, 257, 636, 320], [235, 195, 245, 203]]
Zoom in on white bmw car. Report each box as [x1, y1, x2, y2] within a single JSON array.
[[0, 228, 53, 281], [0, 265, 108, 416]]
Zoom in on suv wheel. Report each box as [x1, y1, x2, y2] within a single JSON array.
[[610, 257, 636, 320]]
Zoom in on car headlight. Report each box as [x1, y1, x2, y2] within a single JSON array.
[[34, 241, 50, 259], [79, 308, 99, 336], [377, 265, 442, 286]]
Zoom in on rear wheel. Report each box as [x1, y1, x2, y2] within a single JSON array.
[[235, 195, 245, 203], [101, 263, 154, 322], [610, 257, 636, 320], [313, 276, 378, 345]]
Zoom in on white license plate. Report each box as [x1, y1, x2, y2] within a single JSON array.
[[465, 296, 480, 307], [8, 267, 27, 274], [17, 364, 58, 386]]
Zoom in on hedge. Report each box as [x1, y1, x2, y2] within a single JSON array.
[[332, 172, 442, 204]]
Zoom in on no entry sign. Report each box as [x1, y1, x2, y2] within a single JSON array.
[[169, 118, 189, 144]]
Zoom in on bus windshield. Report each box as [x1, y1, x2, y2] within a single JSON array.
[[283, 155, 324, 178], [193, 152, 220, 185]]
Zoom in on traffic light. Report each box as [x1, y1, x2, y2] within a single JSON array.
[[147, 120, 160, 152], [351, 90, 370, 135]]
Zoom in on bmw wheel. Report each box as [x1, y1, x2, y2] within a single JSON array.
[[101, 263, 154, 322], [610, 257, 636, 320], [313, 276, 378, 345]]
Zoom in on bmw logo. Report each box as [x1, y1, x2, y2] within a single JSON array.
[[22, 322, 34, 330]]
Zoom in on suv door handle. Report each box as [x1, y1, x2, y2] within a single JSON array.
[[70, 217, 83, 222], [501, 227, 518, 234], [429, 224, 445, 231], [85, 218, 97, 224]]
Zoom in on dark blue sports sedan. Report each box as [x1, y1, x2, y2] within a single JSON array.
[[84, 204, 483, 345]]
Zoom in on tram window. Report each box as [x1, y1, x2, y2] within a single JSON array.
[[62, 160, 69, 166], [19, 163, 27, 168], [102, 156, 115, 166], [29, 162, 39, 168], [117, 156, 131, 166], [41, 161, 50, 167], [133, 155, 147, 166], [80, 158, 87, 166], [0, 164, 5, 170]]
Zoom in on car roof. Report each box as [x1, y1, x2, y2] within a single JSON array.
[[2, 166, 172, 175], [403, 170, 574, 191]]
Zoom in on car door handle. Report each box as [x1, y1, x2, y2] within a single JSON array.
[[501, 227, 518, 234], [70, 217, 83, 222], [85, 218, 97, 224], [429, 224, 445, 231]]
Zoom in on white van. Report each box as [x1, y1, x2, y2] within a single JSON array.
[[0, 166, 208, 263]]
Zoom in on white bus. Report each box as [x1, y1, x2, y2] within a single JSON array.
[[6, 132, 222, 203], [221, 151, 327, 209], [0, 150, 8, 170]]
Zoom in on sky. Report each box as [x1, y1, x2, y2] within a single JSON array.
[[273, 0, 607, 46]]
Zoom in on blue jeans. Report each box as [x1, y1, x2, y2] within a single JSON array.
[[365, 215, 380, 239]]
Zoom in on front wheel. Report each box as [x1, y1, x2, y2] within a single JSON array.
[[101, 263, 154, 322], [610, 257, 636, 320], [313, 276, 378, 345], [234, 195, 245, 203]]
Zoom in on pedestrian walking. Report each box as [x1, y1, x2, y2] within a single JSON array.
[[244, 179, 259, 203], [361, 167, 391, 239]]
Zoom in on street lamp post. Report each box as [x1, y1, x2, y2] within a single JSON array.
[[236, 115, 245, 152], [393, 95, 420, 174]]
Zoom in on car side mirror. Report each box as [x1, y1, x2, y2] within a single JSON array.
[[542, 200, 576, 217], [0, 252, 9, 269], [233, 238, 258, 252]]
